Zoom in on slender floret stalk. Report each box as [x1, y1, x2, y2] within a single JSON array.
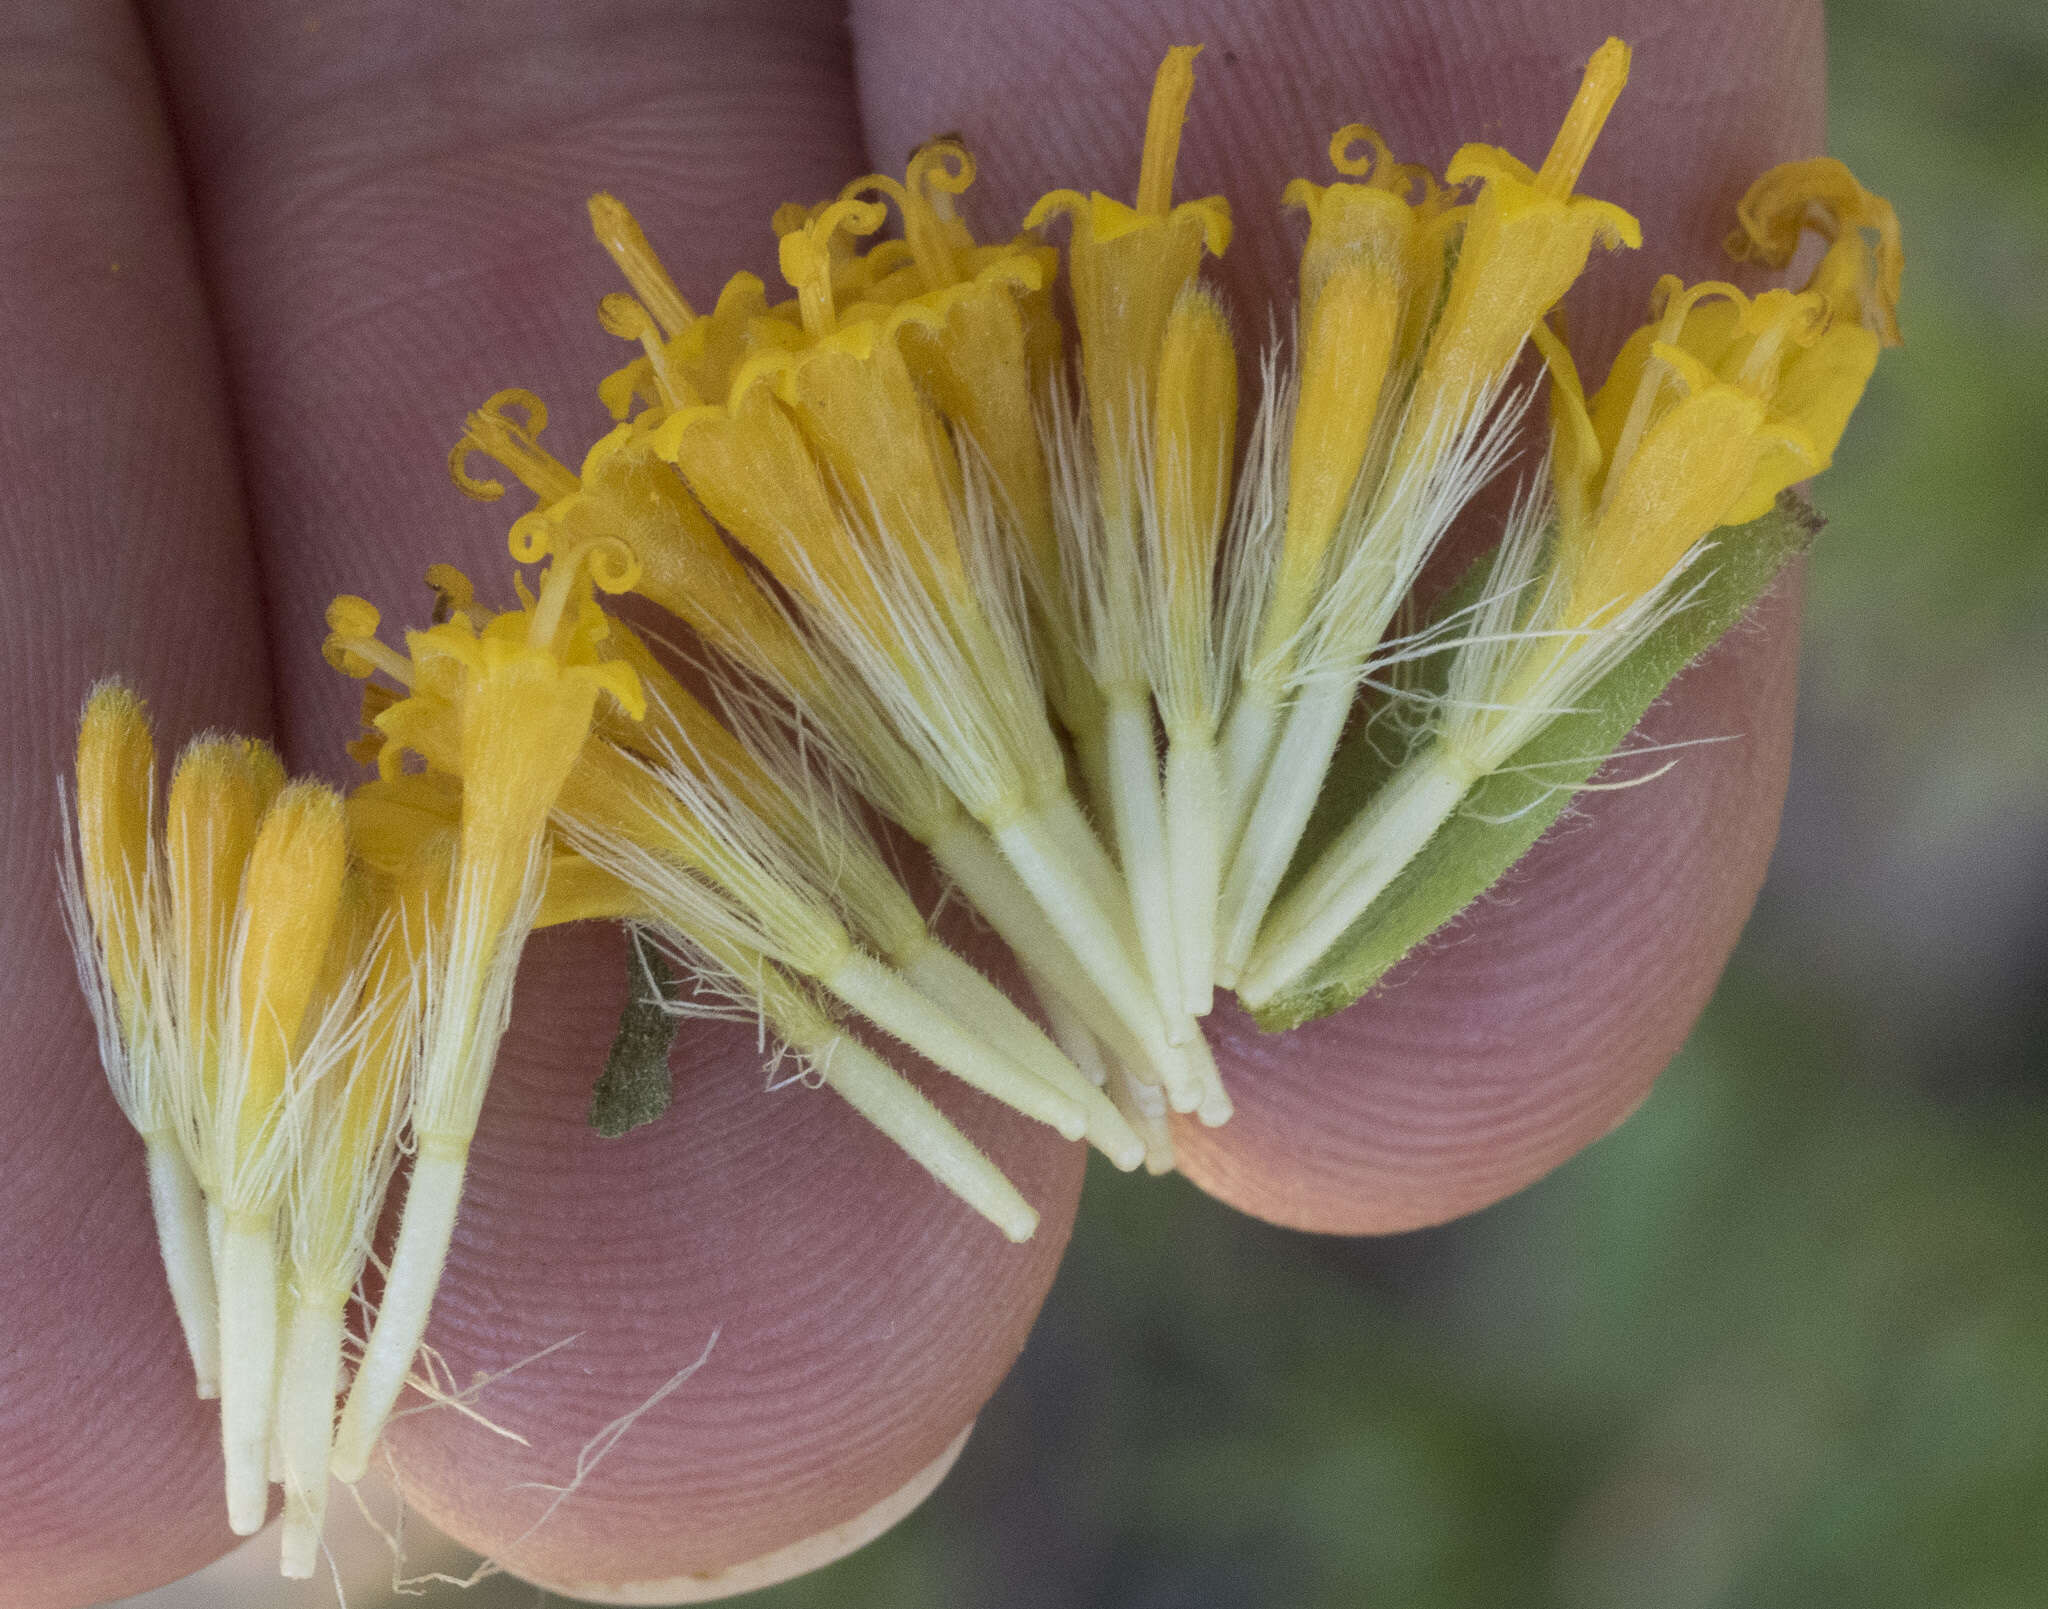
[[1243, 160, 1902, 1005], [667, 926, 1041, 1243], [325, 538, 647, 1485], [691, 673, 1146, 1169], [565, 644, 1115, 1162], [63, 685, 224, 1398], [557, 734, 1097, 1156]]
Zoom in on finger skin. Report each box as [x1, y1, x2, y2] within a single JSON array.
[[142, 0, 1085, 1586], [0, 0, 273, 1601], [854, 0, 1826, 1230], [381, 927, 1079, 1589]]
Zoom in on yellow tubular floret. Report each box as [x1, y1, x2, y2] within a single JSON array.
[[1540, 259, 1874, 636], [661, 384, 899, 631], [331, 542, 647, 1488], [1267, 220, 1408, 664], [1025, 46, 1232, 528], [775, 338, 971, 602]]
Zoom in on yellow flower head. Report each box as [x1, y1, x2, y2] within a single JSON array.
[[1537, 285, 1815, 626], [656, 155, 1050, 618]]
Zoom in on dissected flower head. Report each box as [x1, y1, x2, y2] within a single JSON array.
[[63, 36, 1904, 1573]]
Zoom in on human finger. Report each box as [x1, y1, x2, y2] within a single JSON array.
[[0, 0, 273, 1601]]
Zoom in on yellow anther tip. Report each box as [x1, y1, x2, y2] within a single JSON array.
[[1136, 46, 1204, 216]]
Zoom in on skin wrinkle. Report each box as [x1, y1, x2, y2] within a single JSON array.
[[3, 0, 1824, 1598]]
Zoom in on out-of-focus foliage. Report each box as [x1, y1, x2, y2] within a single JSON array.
[[118, 2, 2048, 1603]]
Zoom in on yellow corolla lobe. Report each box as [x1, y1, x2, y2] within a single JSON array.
[[1726, 157, 1903, 346]]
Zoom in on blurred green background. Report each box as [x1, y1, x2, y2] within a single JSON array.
[[118, 1, 2048, 1604]]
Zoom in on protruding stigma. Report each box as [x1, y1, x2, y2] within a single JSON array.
[[598, 292, 694, 408], [526, 537, 642, 655], [1535, 37, 1630, 199], [448, 389, 580, 505], [588, 194, 696, 337], [1136, 45, 1203, 216], [779, 197, 888, 338]]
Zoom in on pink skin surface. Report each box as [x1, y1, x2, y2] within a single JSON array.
[[0, 0, 1821, 1600]]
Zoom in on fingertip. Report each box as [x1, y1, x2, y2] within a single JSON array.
[[1183, 574, 1805, 1234], [0, 977, 246, 1606], [377, 924, 1083, 1590]]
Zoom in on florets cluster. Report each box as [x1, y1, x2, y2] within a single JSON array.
[[61, 39, 1898, 1576]]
